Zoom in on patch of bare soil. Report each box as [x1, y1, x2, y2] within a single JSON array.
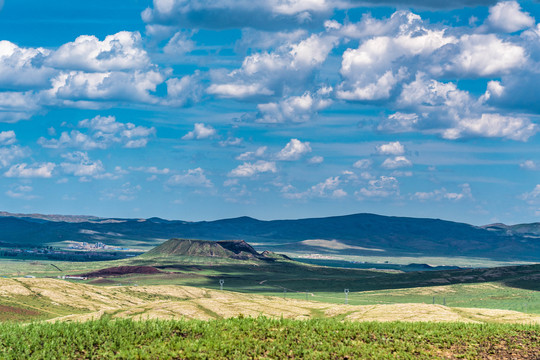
[[79, 266, 164, 277], [439, 332, 540, 359], [0, 304, 40, 320]]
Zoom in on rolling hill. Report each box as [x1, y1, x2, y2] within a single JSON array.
[[0, 212, 538, 261], [142, 238, 269, 261]]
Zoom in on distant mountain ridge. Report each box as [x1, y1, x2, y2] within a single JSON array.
[[0, 211, 102, 223], [0, 211, 538, 261], [482, 223, 540, 238]]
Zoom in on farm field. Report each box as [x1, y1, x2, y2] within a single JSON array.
[[0, 317, 539, 359]]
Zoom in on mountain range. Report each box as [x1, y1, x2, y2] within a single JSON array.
[[0, 211, 538, 261]]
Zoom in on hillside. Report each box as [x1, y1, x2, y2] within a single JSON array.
[[1, 278, 539, 324], [143, 238, 267, 261], [483, 222, 540, 238], [0, 212, 539, 261]]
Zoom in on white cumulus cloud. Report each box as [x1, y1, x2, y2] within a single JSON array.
[[0, 130, 16, 146], [229, 160, 277, 177], [276, 139, 312, 160], [381, 156, 412, 169], [182, 123, 217, 140], [168, 168, 213, 187], [443, 113, 537, 141], [356, 176, 399, 198], [60, 151, 105, 178], [308, 156, 324, 164], [520, 160, 539, 171], [236, 146, 267, 161], [47, 32, 150, 72], [284, 176, 347, 199], [4, 162, 55, 178], [353, 159, 372, 169], [376, 141, 405, 155], [520, 184, 540, 204], [38, 115, 155, 149], [256, 87, 332, 123], [486, 1, 535, 33], [412, 183, 472, 201]]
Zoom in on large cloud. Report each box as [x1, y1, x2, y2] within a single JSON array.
[[379, 72, 538, 141], [336, 11, 456, 101], [442, 113, 537, 141], [46, 32, 150, 72], [353, 0, 496, 9], [335, 9, 530, 105], [142, 0, 335, 30], [141, 0, 500, 32], [485, 1, 535, 33], [208, 34, 337, 99], [0, 41, 54, 90], [0, 31, 176, 122], [433, 34, 527, 77], [49, 69, 165, 104]]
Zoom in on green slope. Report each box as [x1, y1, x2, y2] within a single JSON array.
[[143, 239, 235, 258]]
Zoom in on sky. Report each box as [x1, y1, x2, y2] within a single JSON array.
[[0, 0, 539, 225]]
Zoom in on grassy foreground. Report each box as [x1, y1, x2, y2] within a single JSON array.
[[0, 317, 538, 359]]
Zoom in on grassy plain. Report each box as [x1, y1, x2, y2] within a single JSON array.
[[0, 255, 539, 317], [0, 254, 539, 358]]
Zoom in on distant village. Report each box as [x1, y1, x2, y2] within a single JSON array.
[[67, 241, 134, 251], [0, 241, 143, 262]]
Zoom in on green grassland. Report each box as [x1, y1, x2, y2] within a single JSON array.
[[1, 252, 539, 359], [0, 254, 539, 318], [0, 317, 538, 359]]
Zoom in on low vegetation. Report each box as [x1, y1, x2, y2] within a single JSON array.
[[0, 236, 539, 358], [0, 317, 538, 359]]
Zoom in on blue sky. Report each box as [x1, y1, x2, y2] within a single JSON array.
[[0, 0, 539, 225]]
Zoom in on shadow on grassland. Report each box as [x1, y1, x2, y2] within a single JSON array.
[[149, 260, 540, 293]]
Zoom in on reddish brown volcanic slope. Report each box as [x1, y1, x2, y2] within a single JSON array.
[[80, 266, 164, 277]]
